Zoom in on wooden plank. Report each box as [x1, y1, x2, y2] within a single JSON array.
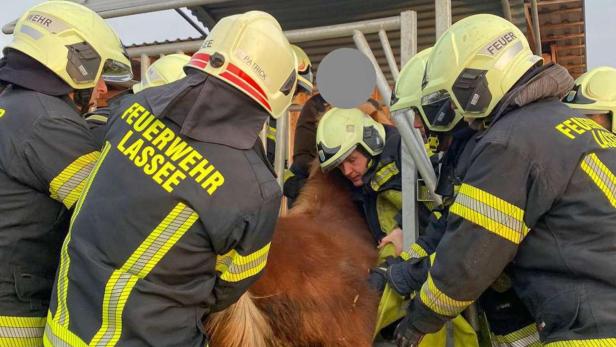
[[539, 7, 582, 16], [435, 0, 451, 40], [542, 21, 584, 30], [555, 44, 585, 51], [537, 0, 582, 6], [541, 33, 585, 42]]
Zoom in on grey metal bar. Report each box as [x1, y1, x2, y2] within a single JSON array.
[[531, 0, 542, 55], [400, 11, 418, 66], [378, 29, 399, 80], [435, 0, 452, 40], [174, 8, 207, 36], [128, 40, 203, 58], [140, 54, 151, 81], [286, 16, 401, 43], [274, 113, 288, 188], [501, 0, 513, 22], [401, 144, 417, 249]]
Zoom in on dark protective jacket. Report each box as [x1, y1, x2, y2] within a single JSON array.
[[389, 127, 540, 346], [44, 71, 281, 347], [406, 64, 616, 345], [0, 51, 100, 346]]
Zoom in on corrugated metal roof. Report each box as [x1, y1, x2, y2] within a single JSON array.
[[189, 0, 527, 84]]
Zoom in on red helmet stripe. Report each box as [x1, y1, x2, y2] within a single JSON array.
[[220, 71, 272, 112], [189, 53, 211, 69], [225, 63, 268, 101]]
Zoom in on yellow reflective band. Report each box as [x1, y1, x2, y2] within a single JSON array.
[[450, 184, 529, 244], [266, 125, 276, 142], [580, 153, 616, 208], [0, 109, 5, 119], [0, 316, 45, 347], [545, 338, 616, 347], [492, 323, 541, 347], [407, 243, 428, 259], [419, 273, 472, 317], [49, 151, 100, 209], [283, 169, 295, 183], [55, 143, 111, 328], [433, 211, 442, 219], [370, 162, 399, 191], [215, 243, 271, 282], [85, 114, 109, 124], [90, 203, 198, 347], [43, 312, 87, 347]]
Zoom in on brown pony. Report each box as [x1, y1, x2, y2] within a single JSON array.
[[205, 167, 380, 347]]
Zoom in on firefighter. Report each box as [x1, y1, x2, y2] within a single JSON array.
[[389, 14, 616, 347], [266, 44, 314, 165], [43, 11, 296, 346], [0, 2, 132, 345], [85, 54, 192, 146], [376, 47, 540, 346], [563, 66, 616, 133]]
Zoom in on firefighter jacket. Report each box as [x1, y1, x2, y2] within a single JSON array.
[[406, 63, 616, 345], [389, 127, 540, 346], [0, 51, 101, 346], [44, 71, 281, 347]]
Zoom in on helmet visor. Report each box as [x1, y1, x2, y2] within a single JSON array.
[[317, 142, 356, 172], [102, 59, 133, 83], [421, 89, 458, 129]]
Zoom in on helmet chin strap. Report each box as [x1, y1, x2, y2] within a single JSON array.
[[73, 88, 94, 115]]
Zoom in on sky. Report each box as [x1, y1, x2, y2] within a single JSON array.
[[0, 1, 614, 69]]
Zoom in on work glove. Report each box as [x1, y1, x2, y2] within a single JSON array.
[[367, 256, 404, 293], [394, 315, 424, 347]]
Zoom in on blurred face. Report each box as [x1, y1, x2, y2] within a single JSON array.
[[588, 113, 612, 132], [88, 79, 108, 111], [338, 149, 370, 187]]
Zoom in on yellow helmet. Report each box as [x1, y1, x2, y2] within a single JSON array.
[[563, 66, 616, 132], [291, 44, 314, 94], [391, 47, 462, 132], [316, 108, 385, 172], [420, 14, 542, 129], [186, 11, 297, 118], [6, 1, 132, 90], [132, 54, 191, 93]]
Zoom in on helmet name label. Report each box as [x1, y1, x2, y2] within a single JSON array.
[[25, 12, 69, 33], [482, 32, 517, 56], [235, 49, 267, 81]]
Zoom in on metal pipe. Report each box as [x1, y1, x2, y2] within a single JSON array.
[[286, 16, 401, 43], [140, 54, 151, 81], [531, 0, 543, 55], [400, 10, 418, 66], [501, 0, 513, 22], [128, 40, 203, 58], [353, 30, 442, 207], [401, 143, 418, 248], [435, 0, 452, 40], [3, 0, 228, 34], [274, 113, 288, 188], [378, 29, 399, 80], [393, 111, 442, 205]]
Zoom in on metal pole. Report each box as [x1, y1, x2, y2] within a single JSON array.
[[378, 29, 400, 80], [353, 30, 442, 202], [400, 11, 418, 66], [275, 112, 288, 188], [501, 0, 513, 22], [140, 54, 151, 81], [435, 0, 452, 40], [531, 0, 542, 55]]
